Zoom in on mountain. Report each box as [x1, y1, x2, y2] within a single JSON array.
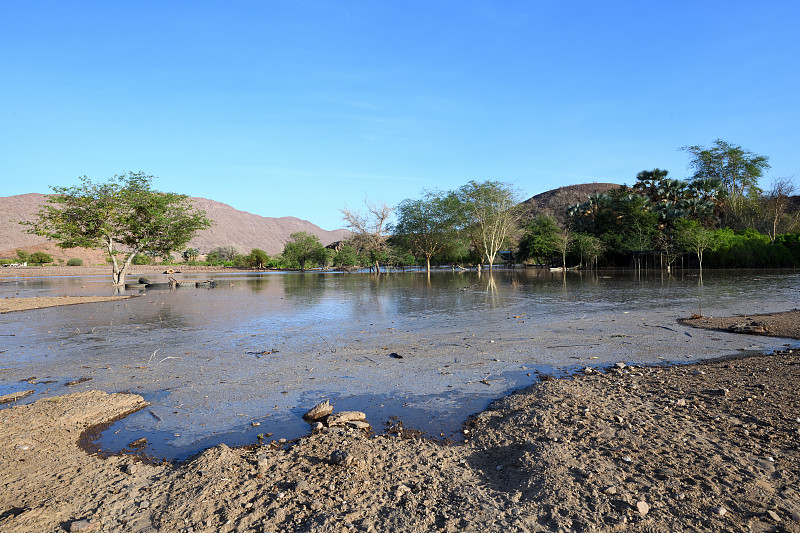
[[0, 193, 350, 261]]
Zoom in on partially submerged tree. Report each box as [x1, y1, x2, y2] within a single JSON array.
[[675, 219, 718, 276], [340, 199, 393, 274], [456, 180, 520, 271], [25, 172, 212, 286], [282, 232, 329, 270], [517, 215, 561, 265], [245, 248, 270, 269], [393, 190, 462, 272]]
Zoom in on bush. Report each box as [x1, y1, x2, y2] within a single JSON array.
[[66, 258, 83, 266], [132, 254, 152, 265], [29, 251, 53, 265]]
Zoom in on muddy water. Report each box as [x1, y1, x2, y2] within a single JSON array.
[[0, 269, 797, 461]]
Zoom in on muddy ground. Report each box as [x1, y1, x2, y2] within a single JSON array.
[[0, 309, 798, 532]]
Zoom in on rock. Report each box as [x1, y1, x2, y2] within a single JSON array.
[[711, 506, 727, 517], [327, 411, 367, 426], [676, 398, 687, 407], [330, 450, 353, 466], [347, 420, 371, 430], [614, 362, 626, 369], [767, 510, 781, 522], [303, 400, 334, 422], [791, 510, 800, 523], [256, 453, 269, 468], [125, 463, 139, 475], [294, 480, 310, 492], [138, 277, 151, 284], [69, 520, 98, 532], [602, 485, 617, 495], [583, 367, 594, 375], [636, 501, 650, 516], [311, 422, 324, 432], [0, 389, 34, 404]]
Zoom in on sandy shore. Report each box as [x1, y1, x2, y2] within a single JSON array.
[[0, 295, 135, 313], [0, 311, 798, 532]]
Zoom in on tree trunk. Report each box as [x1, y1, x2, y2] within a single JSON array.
[[425, 256, 431, 273]]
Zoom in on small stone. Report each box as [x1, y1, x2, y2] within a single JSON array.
[[636, 501, 650, 516], [676, 398, 687, 407], [311, 422, 324, 432], [69, 520, 98, 532], [251, 421, 260, 427], [330, 450, 353, 466], [767, 510, 781, 522], [303, 400, 334, 422], [125, 463, 138, 475], [327, 411, 367, 426], [583, 367, 594, 375], [602, 485, 617, 495], [614, 362, 626, 369], [294, 480, 310, 492], [347, 420, 371, 430], [711, 506, 727, 517], [256, 453, 269, 468]]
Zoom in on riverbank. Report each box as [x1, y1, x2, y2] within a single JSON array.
[[0, 314, 798, 532]]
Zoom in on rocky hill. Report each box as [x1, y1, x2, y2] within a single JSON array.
[[0, 193, 350, 262], [520, 182, 622, 225]]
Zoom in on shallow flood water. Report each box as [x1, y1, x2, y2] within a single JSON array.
[[1, 269, 797, 461]]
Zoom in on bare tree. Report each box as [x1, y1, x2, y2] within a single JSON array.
[[340, 199, 394, 274], [761, 177, 798, 242]]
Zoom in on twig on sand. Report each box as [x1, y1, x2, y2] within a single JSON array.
[[157, 356, 181, 364], [148, 348, 160, 364]]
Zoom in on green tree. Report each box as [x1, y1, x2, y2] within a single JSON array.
[[29, 251, 53, 265], [282, 232, 329, 270], [675, 219, 718, 276], [66, 258, 83, 266], [16, 249, 30, 263], [183, 248, 199, 262], [682, 139, 770, 227], [245, 248, 270, 269], [393, 190, 462, 272], [332, 244, 362, 268], [25, 172, 212, 285], [517, 215, 560, 265], [572, 233, 604, 269], [456, 180, 520, 271], [207, 245, 239, 264]]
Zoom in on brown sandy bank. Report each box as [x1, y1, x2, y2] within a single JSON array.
[[680, 309, 800, 340], [0, 295, 134, 313], [1, 345, 799, 531]]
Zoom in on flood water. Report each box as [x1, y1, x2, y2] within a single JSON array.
[[1, 268, 797, 461]]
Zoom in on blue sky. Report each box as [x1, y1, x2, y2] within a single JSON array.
[[2, 1, 798, 230]]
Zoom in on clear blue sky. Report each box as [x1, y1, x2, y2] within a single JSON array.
[[2, 1, 798, 230]]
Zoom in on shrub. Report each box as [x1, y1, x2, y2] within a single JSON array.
[[29, 251, 53, 265], [66, 258, 83, 266], [132, 254, 152, 265]]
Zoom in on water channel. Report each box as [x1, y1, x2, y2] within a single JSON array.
[[0, 269, 797, 461]]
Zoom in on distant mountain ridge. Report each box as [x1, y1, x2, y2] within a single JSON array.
[[0, 193, 350, 261]]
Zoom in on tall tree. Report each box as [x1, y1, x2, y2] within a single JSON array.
[[682, 139, 770, 226], [25, 172, 212, 286], [282, 232, 329, 270], [456, 180, 520, 271], [340, 199, 393, 274], [393, 190, 462, 272]]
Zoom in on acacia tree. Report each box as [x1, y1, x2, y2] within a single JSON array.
[[517, 215, 560, 265], [340, 199, 393, 274], [682, 139, 770, 227], [675, 219, 718, 276], [456, 180, 520, 271], [393, 190, 462, 273], [282, 232, 329, 270], [25, 172, 212, 286]]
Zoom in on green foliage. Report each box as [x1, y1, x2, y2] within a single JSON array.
[[517, 215, 561, 264], [281, 232, 329, 270], [16, 249, 30, 262], [24, 172, 212, 285], [131, 253, 152, 265], [183, 248, 199, 262], [393, 190, 463, 272], [456, 180, 520, 270], [66, 257, 83, 266], [207, 245, 239, 265], [332, 245, 362, 267], [29, 251, 53, 265], [245, 248, 270, 269]]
